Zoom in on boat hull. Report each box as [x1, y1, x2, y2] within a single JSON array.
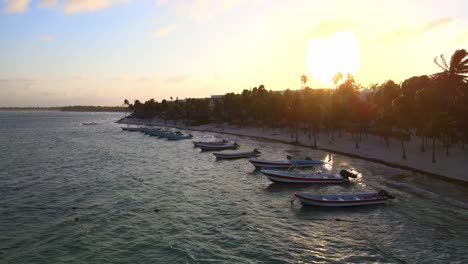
[[193, 141, 227, 147], [249, 158, 323, 169], [199, 145, 238, 151], [294, 192, 387, 207], [261, 170, 345, 183], [213, 152, 259, 160]]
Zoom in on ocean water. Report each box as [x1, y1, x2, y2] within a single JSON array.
[[0, 111, 467, 263]]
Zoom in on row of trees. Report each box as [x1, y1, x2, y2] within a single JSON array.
[[124, 49, 468, 162]]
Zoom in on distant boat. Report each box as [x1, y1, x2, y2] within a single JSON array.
[[167, 134, 193, 140], [193, 140, 228, 147], [261, 169, 357, 183], [198, 142, 240, 151], [122, 126, 145, 132], [249, 155, 324, 169], [213, 149, 261, 159], [294, 190, 395, 207], [158, 131, 183, 138], [82, 122, 98, 125]]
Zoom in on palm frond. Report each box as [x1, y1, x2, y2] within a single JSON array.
[[440, 54, 449, 69], [434, 56, 448, 71], [450, 49, 468, 68], [459, 57, 468, 67]]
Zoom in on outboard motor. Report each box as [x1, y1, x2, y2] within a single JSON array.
[[378, 189, 395, 199], [286, 155, 292, 160], [340, 170, 358, 179], [253, 148, 261, 154]]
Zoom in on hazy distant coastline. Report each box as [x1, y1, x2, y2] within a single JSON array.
[[0, 106, 127, 112]]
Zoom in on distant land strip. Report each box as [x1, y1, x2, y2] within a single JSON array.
[[0, 106, 128, 112]]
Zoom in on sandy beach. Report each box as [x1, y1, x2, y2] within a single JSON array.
[[122, 118, 468, 184]]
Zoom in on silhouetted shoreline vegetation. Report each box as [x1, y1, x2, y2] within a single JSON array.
[[0, 106, 127, 112], [124, 49, 468, 163]]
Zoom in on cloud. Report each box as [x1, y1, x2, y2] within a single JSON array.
[[156, 0, 168, 6], [173, 0, 242, 21], [380, 17, 454, 44], [154, 24, 177, 38], [63, 0, 127, 14], [40, 35, 54, 41], [3, 0, 30, 13], [421, 17, 453, 32], [39, 0, 58, 8], [310, 20, 355, 38]]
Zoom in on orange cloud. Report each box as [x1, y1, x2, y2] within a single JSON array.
[[3, 0, 30, 13], [154, 24, 177, 38], [64, 0, 128, 14]]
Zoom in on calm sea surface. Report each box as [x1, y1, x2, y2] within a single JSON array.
[[1, 111, 467, 263]]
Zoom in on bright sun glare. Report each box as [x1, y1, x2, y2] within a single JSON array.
[[306, 29, 360, 86]]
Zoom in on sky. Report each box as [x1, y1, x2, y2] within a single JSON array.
[[0, 0, 467, 106]]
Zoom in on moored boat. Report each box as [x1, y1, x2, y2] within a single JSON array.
[[213, 149, 260, 159], [294, 190, 395, 207], [158, 131, 183, 138], [249, 155, 324, 169], [122, 126, 145, 132], [261, 169, 357, 183], [193, 140, 228, 147], [82, 122, 98, 125], [167, 134, 193, 140], [198, 142, 240, 151]]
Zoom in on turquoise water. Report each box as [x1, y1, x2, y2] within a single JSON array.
[[1, 111, 467, 263]]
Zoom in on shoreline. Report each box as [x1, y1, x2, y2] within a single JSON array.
[[120, 119, 468, 185]]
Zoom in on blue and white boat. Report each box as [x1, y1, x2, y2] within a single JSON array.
[[198, 142, 239, 151], [249, 155, 324, 169], [261, 169, 357, 183], [213, 149, 260, 159], [294, 190, 395, 207], [193, 140, 228, 147]]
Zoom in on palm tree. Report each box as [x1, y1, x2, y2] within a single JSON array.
[[434, 49, 468, 96], [300, 75, 308, 89], [333, 72, 343, 89], [123, 99, 130, 117]]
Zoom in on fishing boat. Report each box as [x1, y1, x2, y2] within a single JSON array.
[[213, 149, 261, 159], [167, 134, 193, 140], [193, 140, 228, 147], [82, 122, 98, 125], [158, 131, 183, 138], [122, 126, 145, 132], [198, 142, 240, 151], [294, 190, 395, 207], [142, 127, 161, 134], [249, 155, 324, 169], [261, 169, 357, 183]]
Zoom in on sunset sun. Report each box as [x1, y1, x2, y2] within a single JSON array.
[[306, 29, 360, 86]]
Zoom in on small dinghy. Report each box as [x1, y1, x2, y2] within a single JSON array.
[[198, 142, 240, 151], [213, 149, 261, 159], [249, 155, 324, 169], [261, 169, 358, 183], [193, 140, 228, 147], [295, 190, 395, 207]]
